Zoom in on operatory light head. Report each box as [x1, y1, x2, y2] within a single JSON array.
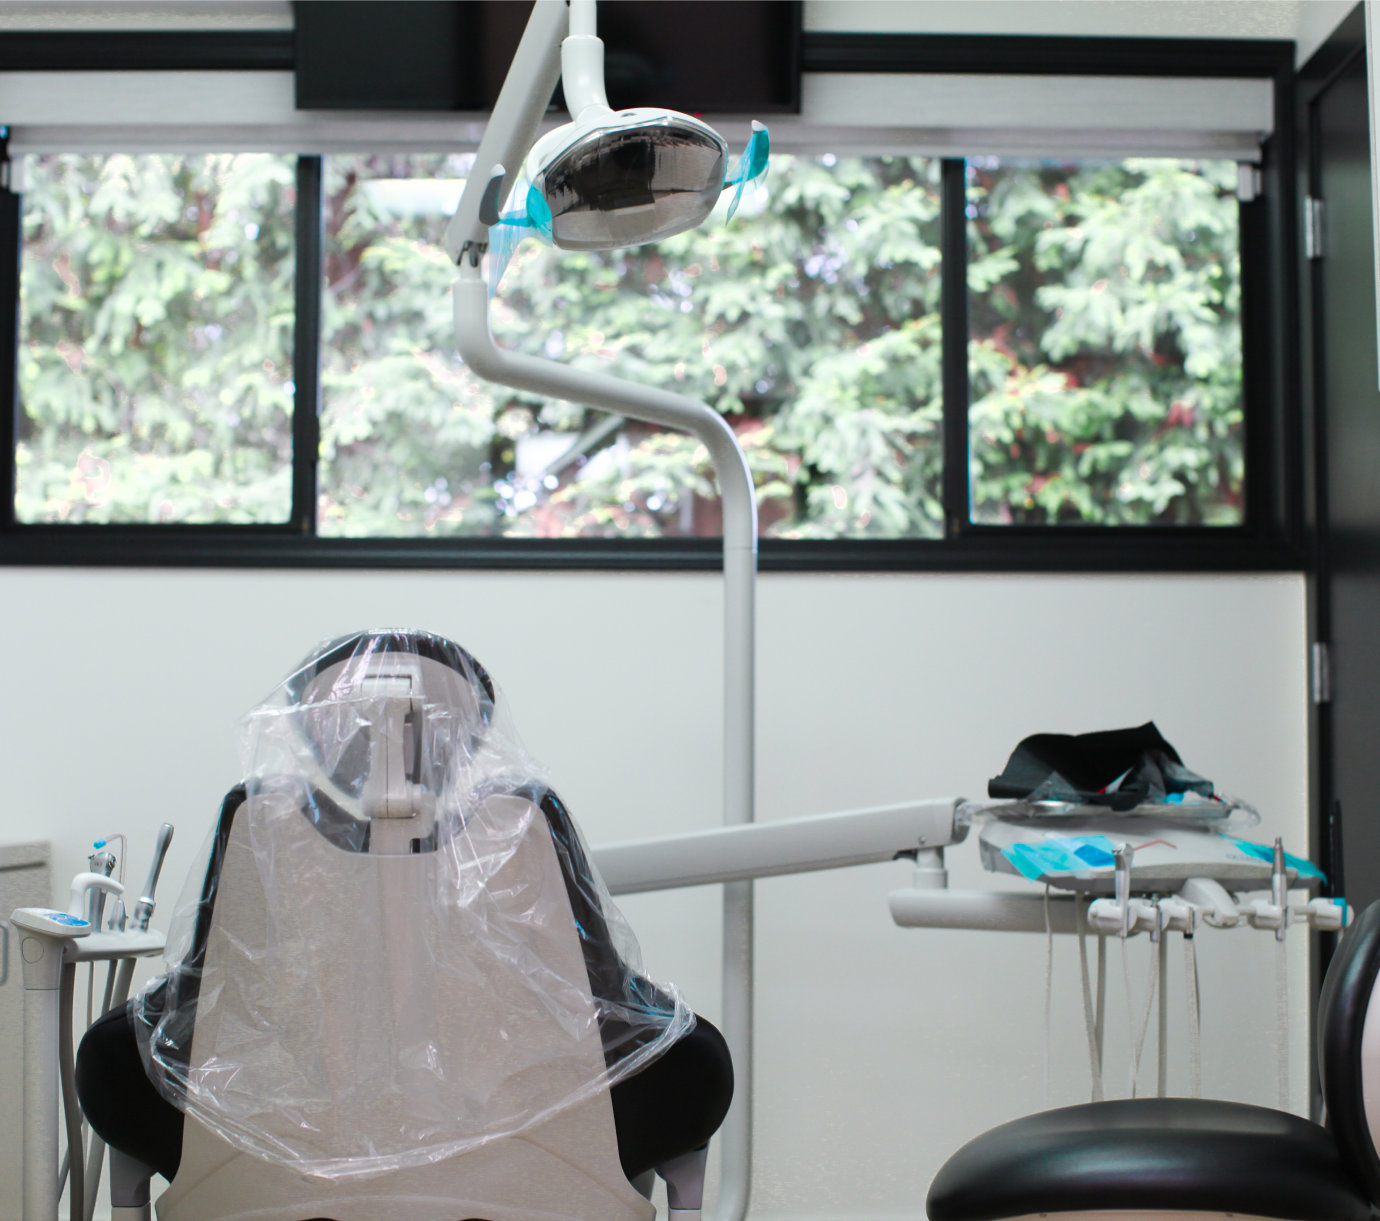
[[479, 1, 769, 286], [524, 106, 729, 252], [516, 4, 760, 253]]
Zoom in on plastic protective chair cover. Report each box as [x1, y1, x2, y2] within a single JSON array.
[[131, 629, 692, 1179]]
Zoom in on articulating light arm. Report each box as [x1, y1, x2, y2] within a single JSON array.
[[452, 267, 757, 557], [452, 299, 761, 1221], [561, 0, 610, 119], [594, 799, 965, 896], [446, 4, 758, 1219], [443, 0, 565, 263], [451, 254, 758, 1221]]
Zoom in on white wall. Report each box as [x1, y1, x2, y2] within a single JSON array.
[[0, 568, 1312, 1220]]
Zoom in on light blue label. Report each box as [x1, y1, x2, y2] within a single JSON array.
[[1004, 835, 1117, 881], [1222, 837, 1327, 882], [1049, 835, 1117, 868]]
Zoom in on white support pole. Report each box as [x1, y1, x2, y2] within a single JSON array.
[[888, 889, 1086, 934], [1157, 932, 1170, 1098], [19, 928, 67, 1221], [454, 261, 757, 1221], [23, 984, 61, 1221]]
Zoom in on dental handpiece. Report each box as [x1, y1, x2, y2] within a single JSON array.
[[1271, 836, 1288, 943], [86, 848, 116, 928], [132, 823, 174, 932], [1114, 843, 1133, 938]]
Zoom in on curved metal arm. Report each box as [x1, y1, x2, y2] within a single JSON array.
[[454, 260, 757, 1221], [446, 2, 759, 1211], [453, 271, 756, 556], [444, 0, 566, 262]]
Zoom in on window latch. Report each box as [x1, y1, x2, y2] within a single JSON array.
[[1312, 641, 1332, 705], [1305, 196, 1325, 261]]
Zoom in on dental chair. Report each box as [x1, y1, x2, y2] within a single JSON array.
[[75, 629, 732, 1221], [927, 901, 1380, 1221]]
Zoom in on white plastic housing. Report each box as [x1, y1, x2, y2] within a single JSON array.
[[594, 799, 963, 895]]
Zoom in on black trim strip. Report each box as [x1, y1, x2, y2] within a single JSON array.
[[1238, 40, 1302, 549], [802, 31, 1294, 78], [0, 133, 18, 533], [0, 528, 1304, 573], [939, 158, 969, 537], [0, 30, 295, 72], [291, 156, 323, 535], [2, 26, 1292, 82]]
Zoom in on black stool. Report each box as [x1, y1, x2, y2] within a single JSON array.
[[929, 902, 1380, 1221]]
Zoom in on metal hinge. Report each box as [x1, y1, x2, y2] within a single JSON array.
[[1305, 196, 1325, 260], [1312, 641, 1333, 705]]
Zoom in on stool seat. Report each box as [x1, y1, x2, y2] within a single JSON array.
[[927, 1097, 1373, 1221]]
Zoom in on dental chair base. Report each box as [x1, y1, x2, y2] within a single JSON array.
[[109, 1149, 154, 1221]]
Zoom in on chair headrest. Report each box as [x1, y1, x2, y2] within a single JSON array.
[[244, 629, 509, 850]]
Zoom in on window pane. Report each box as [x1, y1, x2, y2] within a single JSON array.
[[319, 153, 943, 540], [966, 157, 1244, 526], [15, 154, 296, 524]]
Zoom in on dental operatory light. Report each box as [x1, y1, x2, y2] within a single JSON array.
[[478, 0, 769, 286], [443, 4, 768, 1215]]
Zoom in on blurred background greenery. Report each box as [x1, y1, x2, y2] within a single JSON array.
[[15, 150, 1242, 535]]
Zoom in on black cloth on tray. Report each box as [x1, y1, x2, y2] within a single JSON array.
[[987, 721, 1214, 811]]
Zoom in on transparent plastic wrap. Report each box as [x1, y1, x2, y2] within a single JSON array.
[[131, 629, 692, 1178], [960, 793, 1262, 830]]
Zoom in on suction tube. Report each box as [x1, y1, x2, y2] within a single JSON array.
[[448, 4, 757, 1217]]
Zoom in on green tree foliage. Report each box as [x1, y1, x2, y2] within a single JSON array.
[[15, 150, 1242, 535], [320, 153, 944, 539], [317, 155, 509, 536], [17, 154, 295, 523], [967, 158, 1243, 525]]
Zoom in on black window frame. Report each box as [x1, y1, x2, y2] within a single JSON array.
[[0, 27, 1303, 573]]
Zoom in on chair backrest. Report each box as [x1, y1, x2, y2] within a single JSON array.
[[1318, 900, 1380, 1202], [134, 629, 689, 1186]]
